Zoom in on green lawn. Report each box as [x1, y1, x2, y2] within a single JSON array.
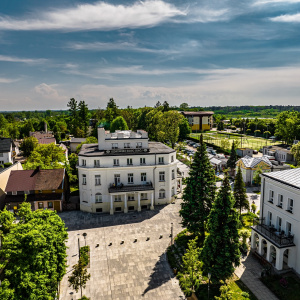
[[190, 132, 282, 151], [261, 275, 300, 300]]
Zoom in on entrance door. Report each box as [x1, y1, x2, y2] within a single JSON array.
[[54, 201, 61, 212]]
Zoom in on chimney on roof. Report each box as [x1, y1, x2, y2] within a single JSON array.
[[44, 122, 47, 133]]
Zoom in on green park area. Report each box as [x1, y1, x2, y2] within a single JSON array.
[[190, 132, 282, 151]]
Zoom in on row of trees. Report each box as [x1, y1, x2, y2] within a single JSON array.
[[180, 135, 248, 284]]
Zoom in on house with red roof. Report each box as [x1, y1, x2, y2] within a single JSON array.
[[3, 167, 68, 213]]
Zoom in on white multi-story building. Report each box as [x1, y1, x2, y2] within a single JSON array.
[[0, 138, 13, 165], [251, 168, 300, 274], [77, 128, 181, 214]]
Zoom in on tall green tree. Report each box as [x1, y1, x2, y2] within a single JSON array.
[[178, 116, 191, 141], [291, 142, 300, 166], [78, 100, 89, 137], [233, 166, 249, 215], [200, 172, 240, 283], [227, 141, 238, 171], [110, 116, 129, 132], [19, 136, 39, 157], [180, 134, 216, 237], [0, 202, 68, 299], [161, 111, 181, 148], [67, 98, 79, 135]]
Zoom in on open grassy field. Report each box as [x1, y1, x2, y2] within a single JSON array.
[[190, 132, 282, 150]]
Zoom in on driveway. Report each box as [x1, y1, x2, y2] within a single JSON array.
[[59, 200, 186, 300]]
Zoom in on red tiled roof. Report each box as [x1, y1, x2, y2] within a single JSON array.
[[38, 138, 56, 144], [5, 168, 65, 192]]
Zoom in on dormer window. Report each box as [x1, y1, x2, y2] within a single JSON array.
[[136, 142, 142, 149], [112, 143, 118, 149], [124, 143, 130, 149]]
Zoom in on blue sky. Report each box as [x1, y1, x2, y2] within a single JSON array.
[[0, 0, 300, 110]]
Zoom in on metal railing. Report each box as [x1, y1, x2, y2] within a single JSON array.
[[252, 218, 294, 246]]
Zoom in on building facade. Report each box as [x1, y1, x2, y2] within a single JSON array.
[[263, 145, 295, 165], [251, 169, 300, 274], [77, 128, 181, 214], [181, 111, 214, 131], [0, 138, 13, 165]]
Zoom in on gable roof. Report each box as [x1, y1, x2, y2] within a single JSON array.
[[239, 155, 272, 168], [0, 138, 12, 153], [181, 111, 214, 116], [38, 137, 56, 144], [5, 168, 65, 192], [262, 168, 300, 190]]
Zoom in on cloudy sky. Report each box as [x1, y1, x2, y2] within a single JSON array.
[[0, 0, 300, 111]]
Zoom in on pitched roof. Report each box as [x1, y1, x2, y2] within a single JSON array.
[[38, 137, 56, 144], [0, 138, 11, 153], [181, 111, 214, 116], [262, 168, 300, 190], [239, 155, 272, 168], [5, 168, 65, 192]]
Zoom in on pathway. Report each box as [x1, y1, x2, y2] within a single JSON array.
[[235, 252, 279, 300]]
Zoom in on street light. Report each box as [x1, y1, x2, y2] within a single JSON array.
[[208, 272, 211, 300], [83, 232, 87, 246]]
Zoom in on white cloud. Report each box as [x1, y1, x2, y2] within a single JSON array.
[[177, 8, 230, 23], [34, 83, 60, 99], [0, 77, 19, 83], [0, 1, 185, 31], [0, 55, 47, 64], [254, 0, 300, 5], [270, 13, 300, 22]]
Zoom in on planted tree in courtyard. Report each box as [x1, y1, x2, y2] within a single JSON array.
[[253, 167, 263, 186], [177, 237, 202, 296], [233, 166, 249, 215], [291, 142, 300, 166], [68, 258, 91, 298], [200, 172, 240, 283], [180, 134, 216, 237], [227, 141, 238, 174], [0, 202, 68, 299]]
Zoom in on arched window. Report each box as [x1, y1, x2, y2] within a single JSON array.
[[159, 189, 165, 199], [95, 193, 102, 203]]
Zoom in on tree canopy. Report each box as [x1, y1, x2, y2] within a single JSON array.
[[19, 136, 39, 157], [110, 116, 129, 132], [0, 202, 68, 299], [233, 166, 249, 215]]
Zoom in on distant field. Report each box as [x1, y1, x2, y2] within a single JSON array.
[[190, 132, 282, 150]]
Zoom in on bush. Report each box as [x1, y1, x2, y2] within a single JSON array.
[[4, 162, 13, 168], [0, 164, 4, 169], [79, 246, 90, 267]]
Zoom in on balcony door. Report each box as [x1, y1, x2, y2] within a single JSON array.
[[114, 174, 120, 186]]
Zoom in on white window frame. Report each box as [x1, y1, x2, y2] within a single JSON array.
[[158, 157, 164, 164], [128, 173, 134, 184], [82, 174, 87, 185], [114, 195, 122, 202], [95, 193, 102, 203], [136, 142, 142, 149], [278, 216, 282, 232], [288, 198, 294, 213], [124, 143, 130, 149], [140, 157, 146, 165], [114, 174, 120, 185], [141, 193, 147, 200], [141, 172, 147, 182], [128, 195, 135, 201], [269, 190, 274, 203], [171, 155, 174, 162], [112, 143, 118, 149], [113, 159, 119, 166], [127, 158, 133, 165], [159, 189, 165, 199], [82, 159, 86, 166], [94, 160, 100, 167], [286, 222, 292, 236], [159, 171, 165, 182], [278, 194, 283, 208], [95, 175, 101, 186], [0, 153, 3, 157], [268, 211, 272, 226], [172, 169, 175, 180]]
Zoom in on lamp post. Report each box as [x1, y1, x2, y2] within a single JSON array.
[[83, 232, 87, 246], [171, 223, 173, 245], [208, 272, 211, 300]]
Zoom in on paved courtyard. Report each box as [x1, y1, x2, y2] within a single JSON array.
[[59, 200, 186, 300]]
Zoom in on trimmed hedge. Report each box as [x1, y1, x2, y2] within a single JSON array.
[[80, 246, 90, 267]]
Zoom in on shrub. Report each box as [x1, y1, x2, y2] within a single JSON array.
[[4, 162, 13, 168], [79, 246, 90, 267]]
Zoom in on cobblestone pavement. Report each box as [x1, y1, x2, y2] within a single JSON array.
[[235, 252, 279, 300], [59, 200, 186, 300]]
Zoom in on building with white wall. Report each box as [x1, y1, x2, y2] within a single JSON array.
[[77, 128, 181, 214], [0, 138, 13, 165], [251, 168, 300, 274]]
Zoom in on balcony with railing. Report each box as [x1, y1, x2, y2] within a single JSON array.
[[108, 181, 154, 193], [251, 218, 295, 248]]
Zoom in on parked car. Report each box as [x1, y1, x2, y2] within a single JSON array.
[[253, 150, 258, 154]]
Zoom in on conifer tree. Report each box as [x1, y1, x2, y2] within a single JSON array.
[[200, 172, 240, 283], [233, 166, 249, 215], [227, 141, 238, 172], [180, 134, 216, 237]]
